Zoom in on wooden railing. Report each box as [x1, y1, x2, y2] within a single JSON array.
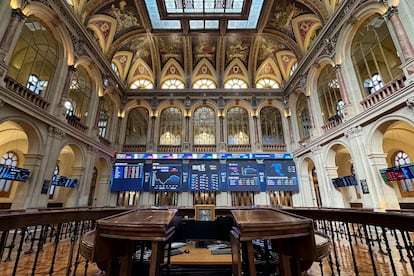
[[284, 207, 414, 276], [2, 206, 413, 275], [4, 76, 49, 110], [0, 207, 129, 276]]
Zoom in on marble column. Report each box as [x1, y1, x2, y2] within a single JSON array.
[[385, 6, 414, 84], [0, 9, 26, 82]]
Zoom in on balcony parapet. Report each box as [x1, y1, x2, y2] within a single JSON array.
[[98, 136, 111, 146], [122, 144, 146, 152], [193, 145, 217, 152], [4, 76, 49, 110], [360, 75, 406, 110], [228, 144, 252, 152], [262, 144, 287, 152], [322, 114, 344, 132], [66, 115, 88, 133], [158, 145, 182, 152]]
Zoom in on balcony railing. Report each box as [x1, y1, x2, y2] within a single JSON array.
[[285, 207, 414, 276], [193, 144, 217, 152], [0, 207, 129, 276], [322, 114, 344, 132], [228, 144, 252, 152], [4, 76, 49, 110], [360, 75, 406, 110], [98, 136, 111, 146], [158, 145, 182, 152], [262, 144, 287, 152], [123, 144, 146, 152], [66, 115, 88, 133]]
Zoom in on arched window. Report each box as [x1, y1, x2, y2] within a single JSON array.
[[224, 78, 248, 89], [317, 66, 342, 124], [227, 107, 250, 145], [296, 94, 311, 140], [193, 79, 216, 89], [130, 79, 154, 89], [260, 107, 284, 144], [256, 78, 280, 89], [352, 16, 402, 96], [193, 107, 215, 145], [68, 65, 93, 123], [159, 107, 182, 145], [7, 17, 58, 97], [125, 108, 149, 145], [161, 79, 185, 89], [393, 151, 414, 197], [0, 152, 18, 198]]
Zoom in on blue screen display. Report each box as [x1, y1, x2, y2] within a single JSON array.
[[111, 162, 145, 192], [189, 160, 220, 191], [150, 161, 182, 191], [264, 160, 298, 191], [227, 160, 261, 191]]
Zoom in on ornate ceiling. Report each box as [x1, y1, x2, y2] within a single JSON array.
[[68, 0, 337, 89]]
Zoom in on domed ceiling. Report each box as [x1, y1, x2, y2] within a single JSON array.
[[70, 0, 336, 91]]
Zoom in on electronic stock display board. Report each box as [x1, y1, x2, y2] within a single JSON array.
[[227, 160, 261, 191], [111, 153, 298, 192], [149, 161, 182, 191], [189, 160, 220, 191], [264, 159, 298, 191], [111, 162, 144, 192]]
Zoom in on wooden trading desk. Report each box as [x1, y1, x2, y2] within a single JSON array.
[[166, 242, 232, 265]]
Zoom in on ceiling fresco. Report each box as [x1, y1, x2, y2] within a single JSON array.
[[70, 0, 336, 87]]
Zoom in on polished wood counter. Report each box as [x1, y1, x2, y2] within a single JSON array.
[[231, 208, 316, 276], [93, 208, 176, 276]]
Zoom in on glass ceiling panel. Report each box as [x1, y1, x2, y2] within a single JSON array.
[[165, 0, 244, 14], [145, 0, 181, 29], [228, 0, 263, 29], [146, 0, 263, 30]]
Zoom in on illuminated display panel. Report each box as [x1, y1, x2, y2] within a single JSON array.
[[189, 160, 220, 191], [0, 165, 31, 182], [150, 161, 182, 191], [264, 160, 298, 191], [111, 162, 145, 192], [227, 160, 260, 191]]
